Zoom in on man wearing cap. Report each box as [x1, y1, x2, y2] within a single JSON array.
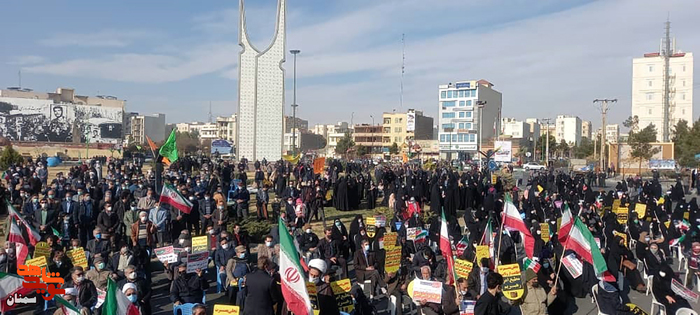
[[121, 283, 144, 312], [119, 265, 152, 315], [86, 256, 111, 290], [515, 268, 556, 315]]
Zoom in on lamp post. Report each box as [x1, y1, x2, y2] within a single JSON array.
[[290, 49, 301, 155], [370, 115, 375, 157], [476, 101, 486, 168]]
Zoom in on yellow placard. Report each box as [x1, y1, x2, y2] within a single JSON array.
[[497, 263, 524, 300], [540, 223, 550, 242], [476, 245, 489, 265], [191, 236, 209, 254], [613, 231, 628, 247], [616, 208, 628, 224], [612, 199, 621, 210], [331, 279, 354, 313], [385, 246, 402, 274], [66, 247, 88, 268], [455, 259, 473, 279], [537, 185, 544, 193], [634, 203, 647, 219], [684, 212, 689, 220], [33, 242, 51, 259], [383, 232, 398, 247], [26, 256, 48, 268], [306, 282, 320, 315], [213, 304, 240, 315], [491, 174, 498, 184], [366, 216, 376, 227]]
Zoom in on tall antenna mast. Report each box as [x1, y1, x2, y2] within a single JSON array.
[[400, 33, 405, 110], [661, 17, 672, 142], [18, 70, 22, 89], [208, 101, 213, 123]]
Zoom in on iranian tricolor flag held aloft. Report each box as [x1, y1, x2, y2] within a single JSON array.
[[559, 217, 608, 276], [8, 203, 41, 245], [440, 208, 456, 286], [8, 217, 29, 264], [558, 205, 574, 242], [279, 218, 313, 315], [159, 184, 193, 214], [501, 198, 535, 258]]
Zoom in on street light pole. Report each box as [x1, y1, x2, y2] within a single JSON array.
[[370, 115, 375, 157], [477, 101, 486, 167], [290, 49, 301, 155]]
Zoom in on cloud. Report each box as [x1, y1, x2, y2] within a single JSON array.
[[38, 29, 158, 47], [24, 43, 238, 83], [8, 55, 46, 65]]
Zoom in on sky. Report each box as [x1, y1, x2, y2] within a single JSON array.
[[1, 0, 699, 129]]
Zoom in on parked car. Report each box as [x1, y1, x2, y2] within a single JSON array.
[[523, 162, 546, 170]]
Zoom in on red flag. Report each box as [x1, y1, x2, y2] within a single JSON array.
[[502, 199, 535, 258], [8, 217, 29, 264], [440, 209, 456, 286]]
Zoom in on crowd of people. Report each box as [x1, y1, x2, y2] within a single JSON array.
[[1, 155, 699, 315]]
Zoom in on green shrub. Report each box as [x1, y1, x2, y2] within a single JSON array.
[[240, 217, 273, 243], [0, 145, 24, 170]]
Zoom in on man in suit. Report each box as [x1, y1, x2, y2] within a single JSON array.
[[61, 191, 79, 219], [198, 192, 216, 235], [468, 258, 492, 300], [78, 194, 98, 245], [353, 238, 386, 297], [23, 194, 40, 218], [33, 198, 57, 238], [243, 257, 281, 315]]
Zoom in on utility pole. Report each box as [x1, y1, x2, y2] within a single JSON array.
[[477, 101, 487, 167], [290, 49, 301, 155], [594, 99, 617, 172], [208, 101, 213, 123], [370, 115, 375, 157], [661, 19, 673, 142], [400, 33, 405, 110], [541, 118, 552, 166]]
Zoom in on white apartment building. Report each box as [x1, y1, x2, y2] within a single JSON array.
[[555, 115, 582, 146], [525, 118, 541, 140], [216, 114, 237, 144], [130, 113, 166, 145], [176, 122, 218, 143], [605, 124, 620, 143], [438, 80, 502, 160], [631, 47, 693, 141], [501, 117, 531, 140], [283, 128, 302, 153], [311, 122, 350, 157], [581, 121, 592, 139]]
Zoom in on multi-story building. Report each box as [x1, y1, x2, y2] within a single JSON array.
[[605, 124, 620, 143], [382, 110, 434, 152], [283, 116, 309, 133], [581, 121, 592, 139], [501, 118, 531, 140], [130, 113, 166, 145], [237, 0, 286, 161], [555, 115, 582, 146], [283, 128, 302, 154], [353, 124, 384, 155], [176, 122, 218, 143], [437, 80, 502, 160], [631, 36, 693, 141], [525, 118, 541, 140], [216, 114, 237, 144]]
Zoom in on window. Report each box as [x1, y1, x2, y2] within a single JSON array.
[[440, 135, 446, 142], [648, 65, 654, 72], [648, 80, 652, 87], [395, 127, 402, 132], [459, 101, 465, 106], [442, 101, 456, 107], [458, 123, 464, 129], [648, 109, 652, 115], [681, 93, 686, 100], [465, 122, 472, 129], [442, 112, 455, 119], [447, 91, 453, 98], [646, 93, 653, 101], [470, 134, 476, 142], [442, 123, 455, 129], [458, 134, 464, 142], [683, 80, 686, 87], [452, 134, 457, 142], [441, 91, 446, 99], [466, 112, 472, 118], [466, 100, 472, 106], [683, 65, 686, 72]]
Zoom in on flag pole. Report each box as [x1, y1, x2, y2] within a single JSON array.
[[496, 213, 505, 268], [553, 234, 570, 289]]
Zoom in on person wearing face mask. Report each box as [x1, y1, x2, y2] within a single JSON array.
[[85, 256, 110, 290], [131, 211, 157, 249], [353, 239, 387, 297], [298, 224, 320, 259], [225, 245, 251, 306], [198, 193, 216, 235], [232, 181, 250, 221], [515, 269, 556, 315], [33, 198, 58, 238], [307, 259, 341, 315], [121, 283, 144, 313], [215, 238, 237, 293], [643, 242, 666, 275], [148, 202, 170, 247], [117, 265, 152, 315], [97, 202, 120, 239], [109, 246, 134, 279], [124, 201, 140, 236], [137, 187, 157, 211], [78, 192, 98, 245], [22, 193, 40, 217], [652, 263, 693, 314], [64, 267, 98, 311], [212, 201, 229, 232], [170, 261, 209, 305], [467, 258, 492, 300]]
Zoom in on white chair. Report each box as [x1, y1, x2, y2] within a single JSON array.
[[591, 285, 611, 315], [640, 259, 652, 295], [676, 308, 699, 315], [675, 244, 687, 271], [650, 282, 667, 315]]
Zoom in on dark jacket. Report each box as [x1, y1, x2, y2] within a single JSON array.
[[298, 232, 320, 252], [32, 209, 58, 231], [170, 273, 209, 304], [242, 269, 281, 315], [64, 278, 98, 309], [96, 211, 120, 235], [474, 290, 510, 315]]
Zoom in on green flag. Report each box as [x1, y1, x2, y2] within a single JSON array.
[[52, 227, 61, 237], [159, 130, 179, 163]]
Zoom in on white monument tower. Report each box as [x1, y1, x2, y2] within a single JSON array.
[[237, 0, 286, 161]]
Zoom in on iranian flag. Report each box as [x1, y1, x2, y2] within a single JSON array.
[[159, 184, 193, 214], [8, 203, 41, 245], [523, 258, 541, 273], [7, 217, 29, 264], [557, 205, 574, 242], [501, 198, 535, 258], [0, 273, 33, 313], [279, 218, 313, 315], [669, 234, 685, 247], [560, 217, 608, 275], [440, 208, 456, 286], [103, 278, 139, 315], [55, 295, 82, 315]]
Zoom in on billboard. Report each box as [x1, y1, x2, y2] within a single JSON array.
[[211, 139, 233, 155], [406, 110, 416, 132], [0, 97, 123, 144], [493, 140, 512, 162]]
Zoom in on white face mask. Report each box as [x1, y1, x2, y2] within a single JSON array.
[[179, 239, 185, 244], [305, 229, 312, 234], [140, 217, 147, 222], [222, 244, 230, 250], [658, 271, 666, 277], [75, 276, 85, 283], [265, 241, 273, 247], [309, 276, 318, 283]]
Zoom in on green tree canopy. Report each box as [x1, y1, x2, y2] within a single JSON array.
[[672, 119, 700, 167], [389, 142, 400, 155], [0, 145, 25, 170], [624, 115, 660, 174], [335, 132, 355, 155]]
